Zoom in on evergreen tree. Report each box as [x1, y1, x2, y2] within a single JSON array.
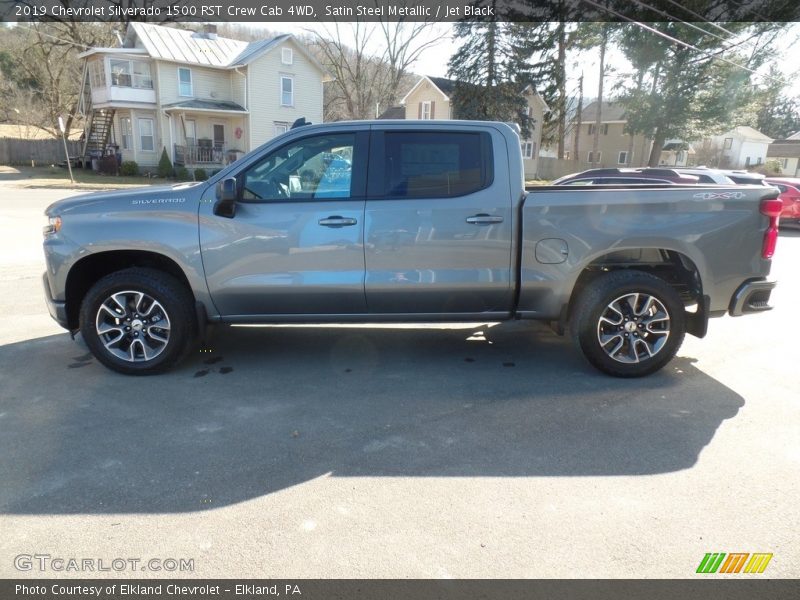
[[447, 2, 533, 136]]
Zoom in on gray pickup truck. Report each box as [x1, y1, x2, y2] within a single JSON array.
[[42, 120, 779, 377]]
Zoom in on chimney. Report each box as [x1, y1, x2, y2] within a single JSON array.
[[203, 24, 218, 40]]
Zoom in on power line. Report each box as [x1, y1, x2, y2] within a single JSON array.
[[581, 0, 783, 85], [626, 0, 734, 47]]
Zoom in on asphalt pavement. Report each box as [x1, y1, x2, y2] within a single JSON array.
[[0, 184, 798, 578]]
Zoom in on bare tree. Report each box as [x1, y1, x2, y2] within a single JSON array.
[[309, 18, 440, 121]]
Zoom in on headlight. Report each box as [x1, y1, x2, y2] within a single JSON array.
[[43, 216, 62, 236]]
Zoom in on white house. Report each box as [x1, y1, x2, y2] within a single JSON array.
[[77, 23, 329, 171], [711, 126, 773, 169]]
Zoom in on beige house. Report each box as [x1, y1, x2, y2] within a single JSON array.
[[767, 132, 800, 177], [384, 76, 548, 178], [77, 23, 328, 171], [565, 101, 653, 168]]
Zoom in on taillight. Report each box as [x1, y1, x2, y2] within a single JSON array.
[[760, 199, 781, 259]]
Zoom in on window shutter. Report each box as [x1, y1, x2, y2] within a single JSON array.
[[431, 101, 435, 119], [418, 102, 422, 119]]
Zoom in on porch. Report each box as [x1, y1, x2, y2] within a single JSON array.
[[164, 100, 248, 169]]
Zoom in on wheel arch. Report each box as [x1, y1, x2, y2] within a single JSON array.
[[562, 247, 708, 338], [64, 250, 196, 330]]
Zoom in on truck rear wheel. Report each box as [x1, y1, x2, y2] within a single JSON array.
[[79, 268, 196, 375], [570, 270, 685, 377]]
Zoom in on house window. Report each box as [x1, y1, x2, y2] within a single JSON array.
[[281, 76, 293, 106], [138, 118, 154, 152], [723, 137, 733, 149], [781, 158, 789, 169], [757, 156, 762, 165], [109, 59, 152, 89], [110, 60, 132, 87], [521, 141, 534, 159], [421, 101, 432, 120], [588, 151, 601, 163], [120, 117, 132, 150], [274, 122, 289, 137], [602, 123, 609, 135], [132, 62, 152, 89], [282, 48, 293, 65], [89, 60, 105, 88], [564, 150, 570, 160], [588, 124, 595, 135], [618, 151, 628, 164], [745, 156, 751, 167], [178, 68, 193, 97]]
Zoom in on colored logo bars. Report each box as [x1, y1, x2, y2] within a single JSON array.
[[696, 553, 773, 574]]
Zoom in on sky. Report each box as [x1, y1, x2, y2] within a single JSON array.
[[278, 21, 800, 103]]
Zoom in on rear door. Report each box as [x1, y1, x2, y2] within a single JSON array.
[[363, 126, 514, 316], [199, 129, 369, 316]]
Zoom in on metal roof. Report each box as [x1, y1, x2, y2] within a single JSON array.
[[129, 23, 248, 68]]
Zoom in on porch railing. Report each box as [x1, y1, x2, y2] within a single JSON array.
[[174, 143, 227, 166]]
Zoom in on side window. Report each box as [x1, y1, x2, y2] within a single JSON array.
[[379, 131, 492, 198], [241, 133, 355, 202]]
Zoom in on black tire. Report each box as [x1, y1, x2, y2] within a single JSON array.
[[79, 268, 197, 375], [569, 270, 686, 378]]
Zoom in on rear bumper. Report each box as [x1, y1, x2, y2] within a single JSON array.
[[42, 272, 69, 329], [729, 279, 777, 317]]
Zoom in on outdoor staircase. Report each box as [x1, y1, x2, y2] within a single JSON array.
[[81, 108, 116, 159]]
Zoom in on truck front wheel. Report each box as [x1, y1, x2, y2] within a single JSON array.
[[570, 270, 686, 377], [79, 268, 196, 375]]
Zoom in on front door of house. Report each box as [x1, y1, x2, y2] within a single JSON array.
[[213, 124, 225, 150]]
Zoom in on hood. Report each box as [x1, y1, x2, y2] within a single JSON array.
[[45, 182, 207, 216]]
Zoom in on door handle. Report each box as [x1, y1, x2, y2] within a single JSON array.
[[466, 214, 504, 225], [319, 216, 358, 228]]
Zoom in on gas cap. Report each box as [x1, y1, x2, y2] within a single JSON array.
[[535, 238, 569, 264]]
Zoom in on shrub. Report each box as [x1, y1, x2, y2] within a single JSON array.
[[120, 161, 139, 176], [157, 147, 174, 178], [175, 166, 190, 181], [193, 168, 208, 181]]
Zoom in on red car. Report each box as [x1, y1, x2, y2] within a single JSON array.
[[764, 178, 800, 226]]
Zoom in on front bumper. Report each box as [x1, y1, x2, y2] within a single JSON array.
[[42, 272, 69, 329], [729, 279, 777, 317]]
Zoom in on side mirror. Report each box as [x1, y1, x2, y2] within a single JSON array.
[[214, 177, 237, 218]]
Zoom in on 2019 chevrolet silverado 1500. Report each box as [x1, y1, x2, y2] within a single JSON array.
[[42, 120, 779, 377]]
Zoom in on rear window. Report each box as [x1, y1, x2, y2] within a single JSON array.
[[379, 131, 493, 198]]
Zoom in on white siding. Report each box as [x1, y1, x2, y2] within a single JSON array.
[[231, 68, 247, 109], [157, 62, 233, 105], [246, 39, 324, 148]]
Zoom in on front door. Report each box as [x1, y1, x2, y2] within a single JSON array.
[[364, 128, 514, 315], [199, 130, 369, 316], [213, 124, 225, 149]]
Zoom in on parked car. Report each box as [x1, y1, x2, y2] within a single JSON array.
[[673, 167, 736, 184], [552, 168, 699, 185], [764, 178, 800, 226], [555, 176, 674, 186], [720, 170, 766, 185], [43, 120, 779, 378]]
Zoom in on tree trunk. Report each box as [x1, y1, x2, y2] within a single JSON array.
[[573, 72, 583, 162], [648, 128, 667, 167], [591, 25, 607, 168], [556, 21, 566, 159]]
